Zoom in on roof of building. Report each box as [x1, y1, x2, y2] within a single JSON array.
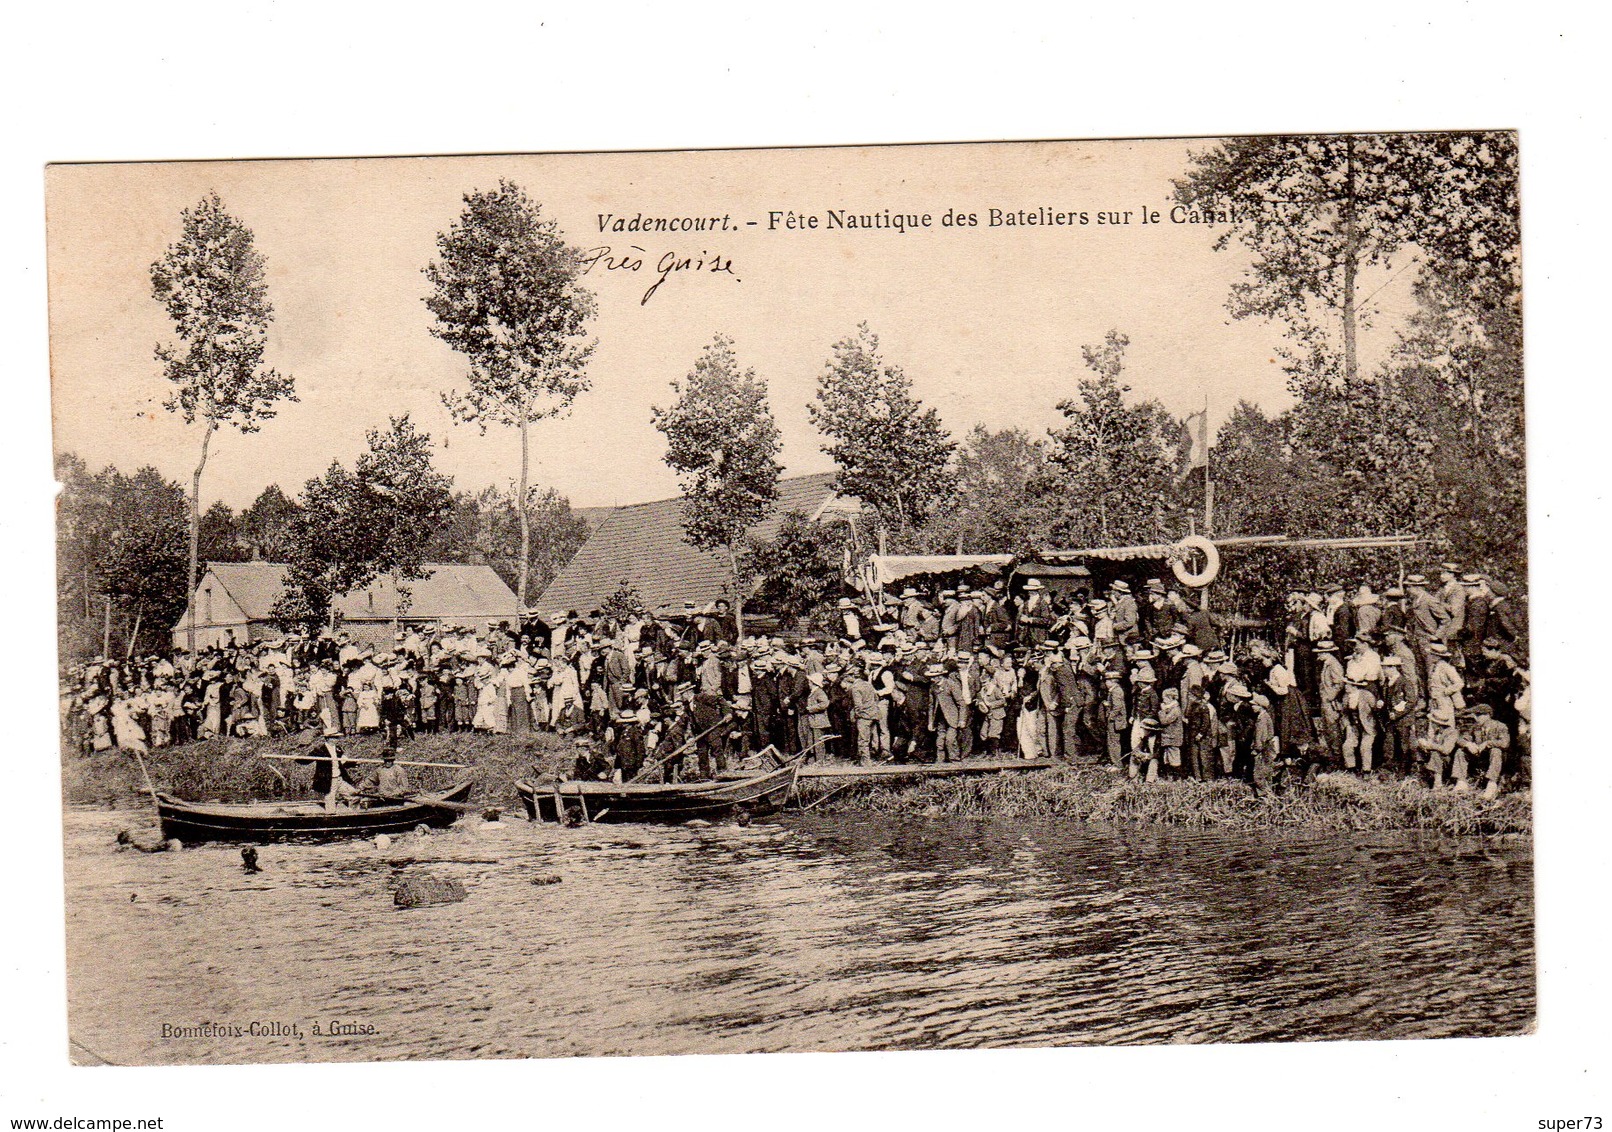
[[180, 561, 519, 628], [536, 472, 854, 615], [201, 562, 291, 621]]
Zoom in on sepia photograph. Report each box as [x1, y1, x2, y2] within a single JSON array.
[[44, 133, 1534, 1068]]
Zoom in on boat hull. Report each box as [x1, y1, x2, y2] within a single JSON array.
[[155, 781, 474, 844], [515, 764, 797, 825]]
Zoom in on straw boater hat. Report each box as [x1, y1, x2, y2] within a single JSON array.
[[923, 663, 947, 677], [1023, 578, 1045, 591], [1439, 561, 1461, 573], [1179, 644, 1202, 658], [837, 597, 855, 609], [1110, 580, 1131, 594], [1462, 573, 1484, 585], [1087, 598, 1108, 610], [1427, 641, 1450, 656], [1145, 579, 1166, 593], [1313, 640, 1337, 653], [1038, 639, 1061, 652], [1405, 573, 1428, 586], [1381, 655, 1402, 668], [900, 586, 919, 598]]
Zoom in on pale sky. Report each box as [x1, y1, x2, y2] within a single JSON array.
[[46, 139, 1416, 510]]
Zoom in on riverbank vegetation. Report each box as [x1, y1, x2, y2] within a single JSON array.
[[65, 733, 1530, 838], [794, 765, 1532, 837]]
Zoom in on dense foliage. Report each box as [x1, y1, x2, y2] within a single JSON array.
[[652, 334, 783, 634], [424, 180, 597, 608]]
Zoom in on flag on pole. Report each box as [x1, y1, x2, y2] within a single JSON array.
[[1181, 409, 1209, 478]]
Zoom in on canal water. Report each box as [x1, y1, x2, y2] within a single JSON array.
[[62, 807, 1533, 1065]]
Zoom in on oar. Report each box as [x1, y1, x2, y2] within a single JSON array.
[[357, 790, 484, 815], [127, 747, 161, 808], [623, 714, 734, 785], [583, 714, 738, 822]]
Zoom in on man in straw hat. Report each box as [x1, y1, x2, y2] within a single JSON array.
[[1342, 636, 1383, 774], [1426, 641, 1465, 721], [1035, 640, 1067, 762], [1416, 702, 1461, 789], [1455, 703, 1510, 799], [1015, 577, 1054, 647], [1313, 638, 1344, 766], [1378, 655, 1422, 777]]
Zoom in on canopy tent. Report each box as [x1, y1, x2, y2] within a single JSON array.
[[865, 554, 1014, 587], [1012, 562, 1093, 577]]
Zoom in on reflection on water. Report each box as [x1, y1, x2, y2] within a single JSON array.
[[62, 806, 1533, 1064]]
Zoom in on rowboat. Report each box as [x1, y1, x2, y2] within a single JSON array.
[[155, 780, 475, 844], [514, 762, 799, 825]]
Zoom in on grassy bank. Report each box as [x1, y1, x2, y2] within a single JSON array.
[[63, 730, 575, 813], [793, 765, 1533, 837], [63, 735, 1531, 838]]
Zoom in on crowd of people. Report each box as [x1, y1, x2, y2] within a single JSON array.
[[62, 560, 1529, 798]]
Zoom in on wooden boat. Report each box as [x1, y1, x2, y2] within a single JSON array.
[[515, 762, 799, 825], [155, 780, 475, 844]]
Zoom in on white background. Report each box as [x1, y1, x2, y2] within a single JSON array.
[[2, 3, 1607, 1129]]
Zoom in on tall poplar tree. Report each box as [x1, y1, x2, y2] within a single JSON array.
[[150, 192, 295, 650], [651, 334, 782, 639], [808, 323, 954, 552], [424, 180, 597, 614]]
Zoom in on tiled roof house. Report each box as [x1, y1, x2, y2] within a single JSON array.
[[536, 472, 858, 616]]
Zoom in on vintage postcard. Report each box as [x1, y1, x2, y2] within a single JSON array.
[[47, 134, 1529, 1066]]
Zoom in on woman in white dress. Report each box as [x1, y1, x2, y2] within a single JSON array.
[[355, 672, 382, 733], [473, 659, 506, 733], [111, 692, 148, 752]]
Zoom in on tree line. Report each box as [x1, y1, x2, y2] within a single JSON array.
[[57, 131, 1522, 658], [652, 132, 1523, 628]]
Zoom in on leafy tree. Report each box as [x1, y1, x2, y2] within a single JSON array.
[[600, 580, 644, 625], [1172, 135, 1412, 388], [273, 415, 453, 628], [197, 500, 245, 563], [925, 425, 1053, 555], [424, 180, 597, 611], [651, 334, 782, 639], [422, 484, 590, 599], [809, 323, 955, 550], [238, 484, 301, 562], [743, 511, 851, 629], [55, 455, 190, 660], [1177, 133, 1524, 584], [1044, 331, 1185, 546], [150, 192, 295, 650]]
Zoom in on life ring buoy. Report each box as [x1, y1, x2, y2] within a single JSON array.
[[1171, 536, 1221, 588]]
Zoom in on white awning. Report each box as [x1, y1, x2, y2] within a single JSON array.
[[868, 554, 1015, 586]]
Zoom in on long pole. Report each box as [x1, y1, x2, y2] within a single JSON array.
[[1201, 391, 1213, 614], [257, 753, 469, 770]]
